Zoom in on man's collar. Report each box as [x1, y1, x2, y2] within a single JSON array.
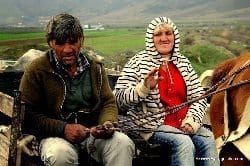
[[49, 50, 90, 77]]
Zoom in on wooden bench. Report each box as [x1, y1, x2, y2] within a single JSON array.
[[0, 91, 24, 166]]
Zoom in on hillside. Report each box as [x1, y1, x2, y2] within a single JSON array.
[[0, 0, 249, 26]]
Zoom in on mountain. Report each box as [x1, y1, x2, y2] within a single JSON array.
[[0, 0, 249, 27]]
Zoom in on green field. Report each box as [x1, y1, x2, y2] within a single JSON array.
[[0, 25, 249, 74], [0, 28, 145, 58], [84, 29, 145, 57], [0, 32, 44, 40]]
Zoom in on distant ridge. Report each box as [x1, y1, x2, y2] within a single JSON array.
[[0, 0, 249, 26]]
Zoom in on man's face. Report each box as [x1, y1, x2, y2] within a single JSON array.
[[49, 37, 82, 67], [153, 28, 175, 56]]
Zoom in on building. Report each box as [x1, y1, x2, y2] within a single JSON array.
[[83, 23, 105, 30]]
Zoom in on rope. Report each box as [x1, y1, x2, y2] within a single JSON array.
[[93, 125, 209, 137], [206, 61, 250, 94], [117, 61, 250, 130], [120, 79, 250, 131]]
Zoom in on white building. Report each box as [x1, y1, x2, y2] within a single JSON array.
[[84, 23, 105, 30]]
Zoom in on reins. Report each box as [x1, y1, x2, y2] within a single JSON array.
[[117, 61, 250, 132]]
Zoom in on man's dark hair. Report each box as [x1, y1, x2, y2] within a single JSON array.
[[45, 13, 83, 44]]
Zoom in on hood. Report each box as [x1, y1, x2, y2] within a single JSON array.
[[145, 16, 180, 59]]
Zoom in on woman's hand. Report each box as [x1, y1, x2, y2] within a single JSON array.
[[144, 68, 159, 89], [180, 123, 194, 134]]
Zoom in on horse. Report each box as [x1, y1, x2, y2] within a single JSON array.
[[210, 52, 250, 165]]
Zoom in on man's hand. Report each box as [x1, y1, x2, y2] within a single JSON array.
[[64, 124, 90, 143], [90, 121, 114, 139], [17, 135, 39, 156]]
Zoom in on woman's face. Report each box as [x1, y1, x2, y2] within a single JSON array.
[[153, 25, 175, 56]]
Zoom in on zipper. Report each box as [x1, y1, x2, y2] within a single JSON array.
[[52, 71, 66, 112]]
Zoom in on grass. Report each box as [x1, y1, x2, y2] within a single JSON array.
[[0, 28, 145, 56], [85, 30, 145, 57], [0, 28, 146, 68], [0, 32, 44, 40]]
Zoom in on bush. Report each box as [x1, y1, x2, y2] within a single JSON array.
[[183, 36, 195, 45], [183, 44, 233, 75]]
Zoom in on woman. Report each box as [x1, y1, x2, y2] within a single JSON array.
[[114, 17, 219, 166]]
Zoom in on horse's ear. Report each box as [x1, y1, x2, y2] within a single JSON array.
[[211, 58, 236, 85]]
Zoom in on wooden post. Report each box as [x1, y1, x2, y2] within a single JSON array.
[[8, 90, 21, 166]]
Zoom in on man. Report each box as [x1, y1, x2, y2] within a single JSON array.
[[20, 13, 134, 166]]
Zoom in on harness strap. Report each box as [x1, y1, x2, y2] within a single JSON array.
[[215, 76, 235, 151], [224, 75, 236, 139], [216, 92, 250, 158]]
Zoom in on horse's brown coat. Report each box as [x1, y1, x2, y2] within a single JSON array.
[[210, 52, 250, 165]]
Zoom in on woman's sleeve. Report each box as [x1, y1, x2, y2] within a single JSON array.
[[182, 62, 208, 133], [114, 58, 147, 112]]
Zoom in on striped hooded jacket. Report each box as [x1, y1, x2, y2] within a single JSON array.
[[114, 17, 207, 135]]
